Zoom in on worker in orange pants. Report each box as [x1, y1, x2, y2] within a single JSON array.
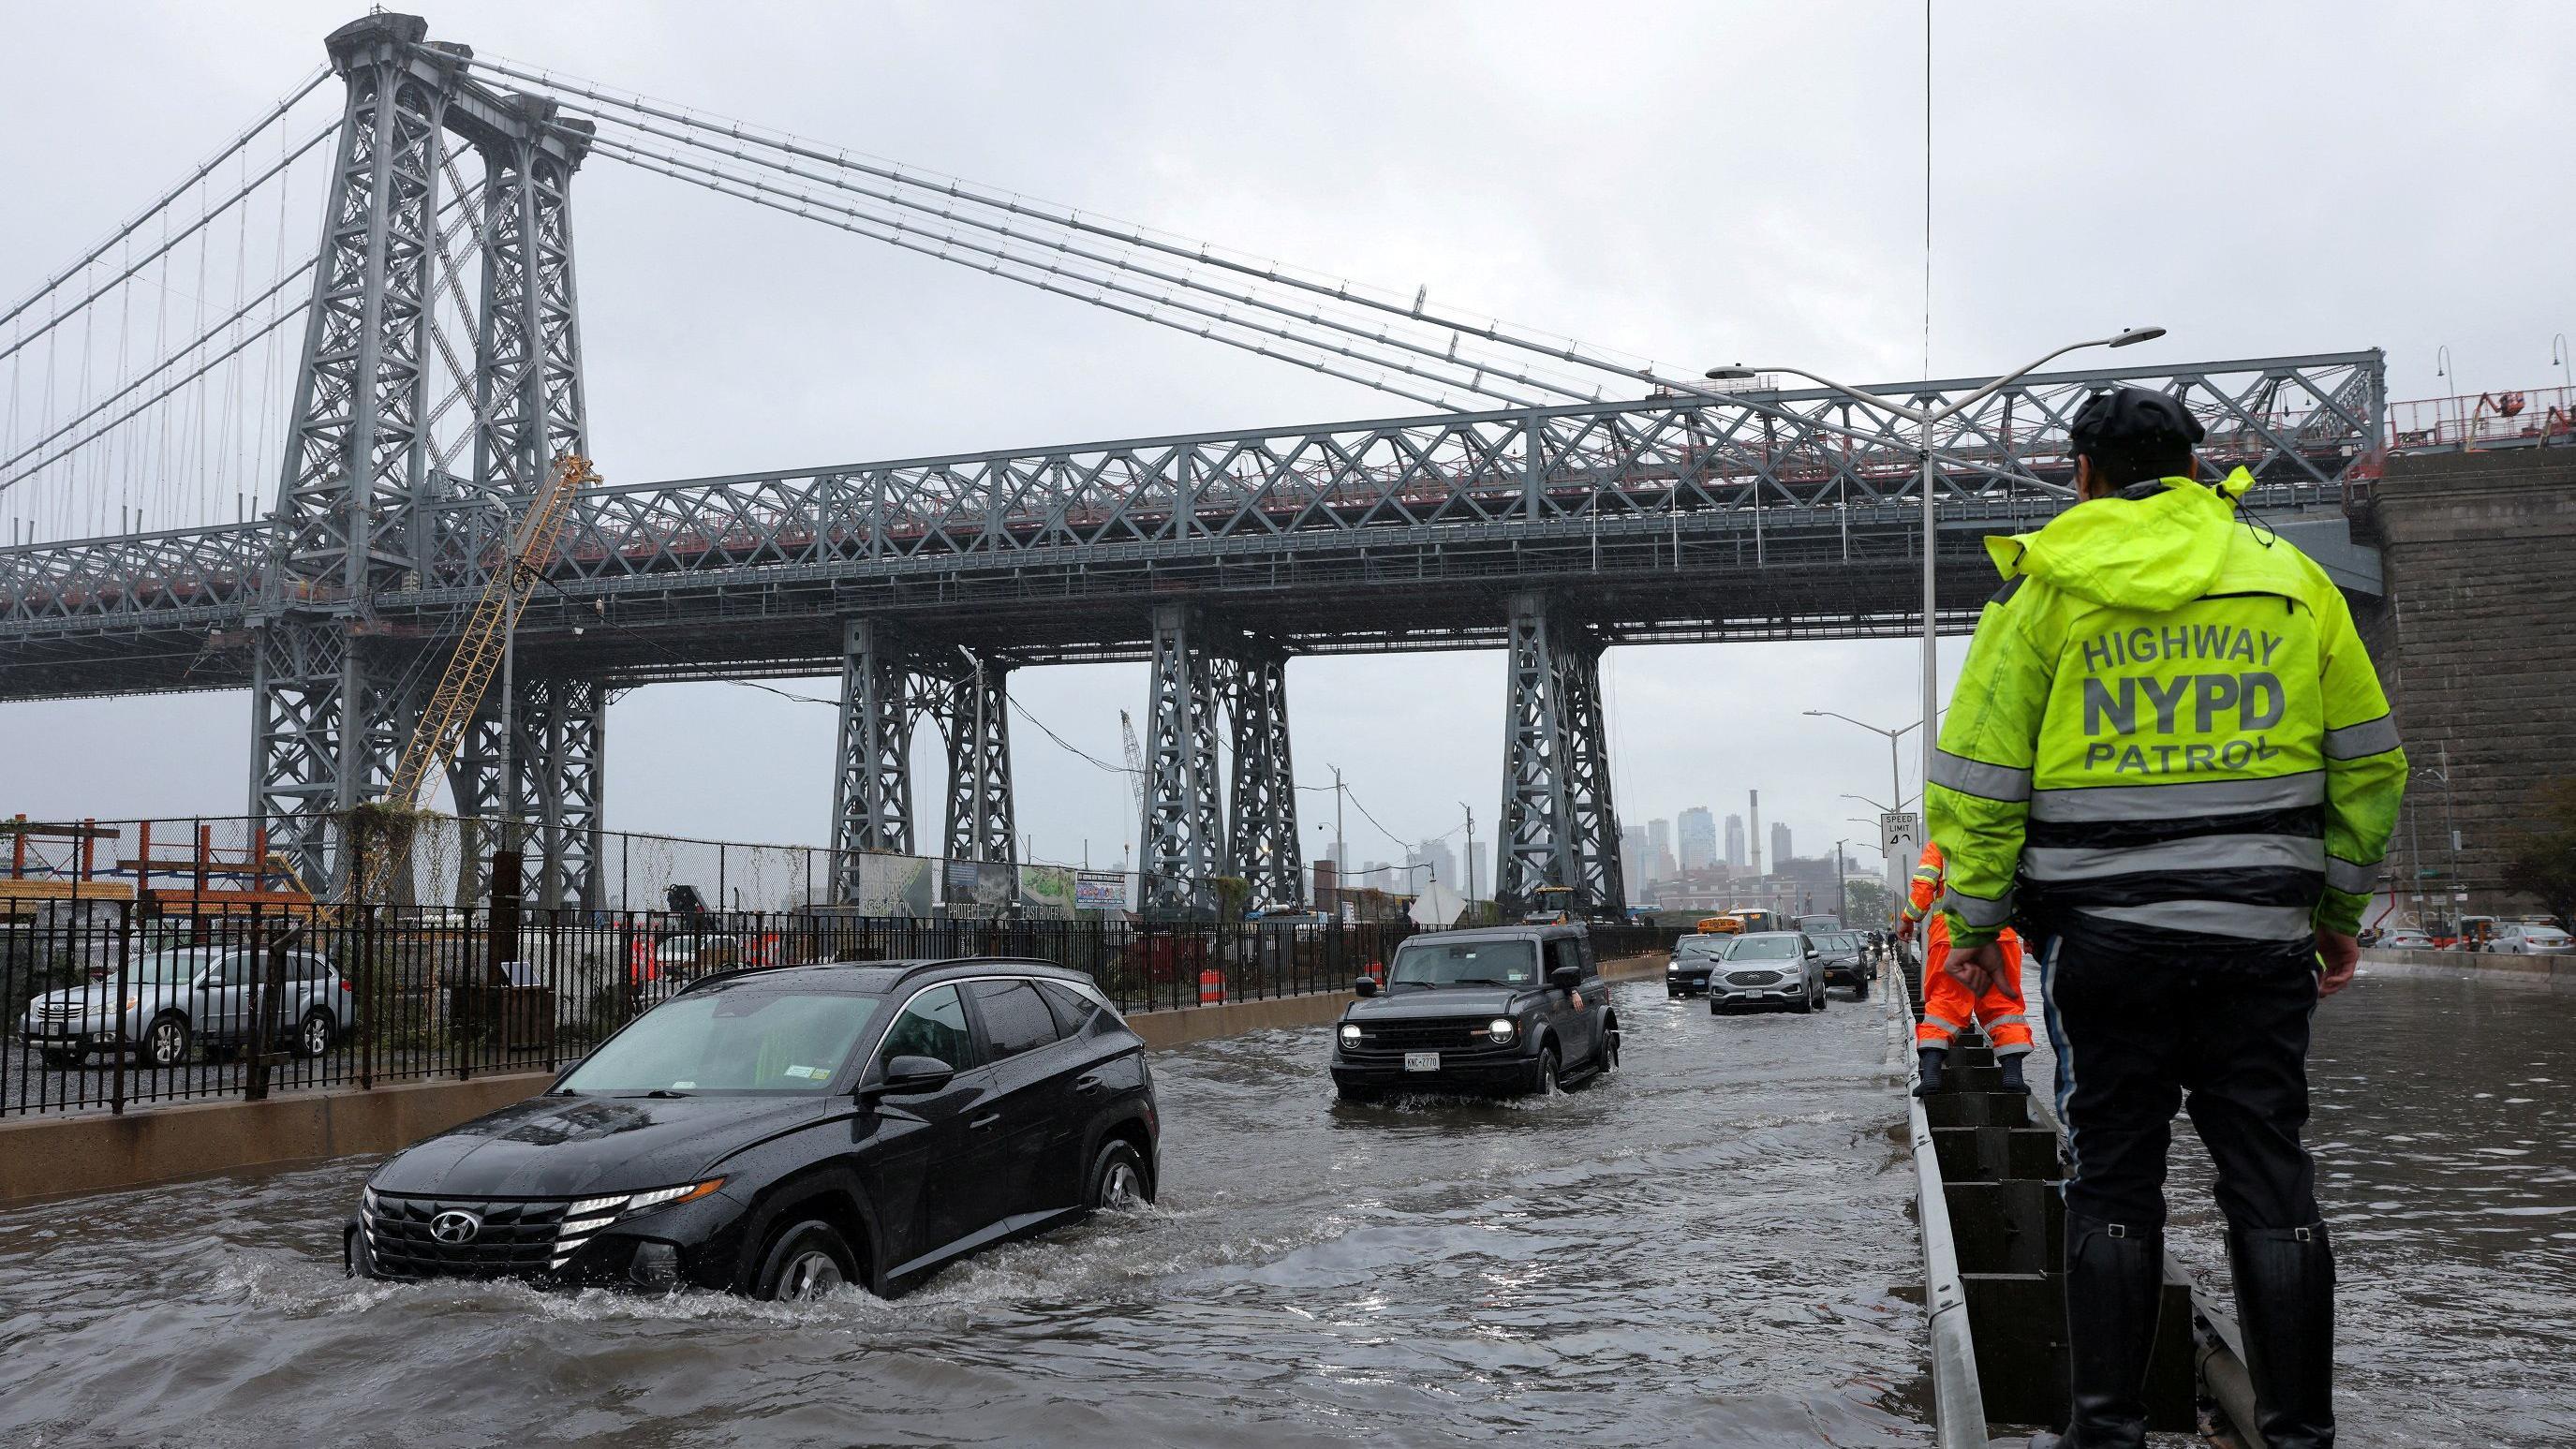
[[1901, 840, 2033, 1095]]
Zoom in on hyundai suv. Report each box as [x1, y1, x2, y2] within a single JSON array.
[[347, 958, 1157, 1300], [1329, 924, 1618, 1100]]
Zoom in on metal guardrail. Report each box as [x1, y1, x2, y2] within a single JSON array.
[[1888, 954, 1990, 1449]]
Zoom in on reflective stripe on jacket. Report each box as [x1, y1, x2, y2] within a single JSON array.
[[1926, 468, 2406, 957]]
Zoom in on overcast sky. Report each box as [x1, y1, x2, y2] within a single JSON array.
[[5, 2, 2571, 887]]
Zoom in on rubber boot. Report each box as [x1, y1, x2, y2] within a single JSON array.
[[2060, 1212, 2162, 1449], [2227, 1222, 2336, 1449], [1911, 1047, 1946, 1097], [1999, 1053, 2029, 1094]]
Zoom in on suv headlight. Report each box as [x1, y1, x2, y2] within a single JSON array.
[[1339, 1023, 1363, 1048], [1487, 1017, 1517, 1043]]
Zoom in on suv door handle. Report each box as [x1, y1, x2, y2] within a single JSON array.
[[970, 1112, 1002, 1131]]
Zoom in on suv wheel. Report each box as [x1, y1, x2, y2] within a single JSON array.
[[143, 1014, 189, 1068], [1528, 1045, 1561, 1097], [1814, 982, 1829, 1012], [1790, 987, 1813, 1015], [1087, 1139, 1153, 1212], [297, 1009, 335, 1058], [754, 1220, 857, 1301]]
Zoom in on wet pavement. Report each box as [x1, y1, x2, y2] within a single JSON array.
[[0, 977, 1930, 1448], [2021, 962, 2576, 1449]]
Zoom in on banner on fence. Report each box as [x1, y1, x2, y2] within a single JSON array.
[[944, 859, 1017, 914], [1074, 871, 1129, 911], [853, 854, 936, 918], [1017, 865, 1077, 918]]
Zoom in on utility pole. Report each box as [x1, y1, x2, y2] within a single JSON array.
[[1834, 839, 1850, 922], [1332, 764, 1347, 880], [1459, 801, 1477, 908]]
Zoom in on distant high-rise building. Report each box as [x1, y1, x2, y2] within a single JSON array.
[[1410, 837, 1458, 887], [1647, 818, 1675, 883], [1725, 814, 1746, 869], [1749, 790, 1764, 876], [1678, 807, 1716, 872], [1620, 825, 1649, 891], [1770, 821, 1792, 870]]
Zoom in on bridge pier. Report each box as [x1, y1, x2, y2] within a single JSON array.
[[1223, 648, 1303, 912], [940, 656, 1015, 864], [831, 619, 925, 879], [1495, 590, 1625, 917]]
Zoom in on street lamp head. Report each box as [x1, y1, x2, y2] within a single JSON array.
[[1703, 366, 1756, 380], [2109, 326, 2166, 349]]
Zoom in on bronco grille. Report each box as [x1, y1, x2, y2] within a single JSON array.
[[1352, 1020, 1488, 1053], [361, 1193, 633, 1279]]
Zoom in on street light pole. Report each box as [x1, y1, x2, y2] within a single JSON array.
[[1833, 838, 1850, 922], [1716, 326, 2168, 791], [1806, 710, 1921, 821]]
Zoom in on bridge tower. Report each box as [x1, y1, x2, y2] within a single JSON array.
[[829, 622, 1020, 902], [251, 13, 598, 900], [1495, 591, 1626, 917], [1136, 607, 1303, 915]]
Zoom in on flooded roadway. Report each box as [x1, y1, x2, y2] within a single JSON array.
[[0, 978, 1932, 1448], [2021, 962, 2576, 1449]]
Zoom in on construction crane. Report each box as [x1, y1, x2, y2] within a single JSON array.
[[349, 453, 599, 905], [1119, 709, 1147, 865]]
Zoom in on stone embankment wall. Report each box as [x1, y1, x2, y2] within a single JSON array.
[[2360, 448, 2576, 911]]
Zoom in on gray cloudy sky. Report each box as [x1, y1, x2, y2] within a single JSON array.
[[5, 2, 2571, 883]]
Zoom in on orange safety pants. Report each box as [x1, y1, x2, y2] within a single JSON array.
[[1917, 922, 2032, 1057]]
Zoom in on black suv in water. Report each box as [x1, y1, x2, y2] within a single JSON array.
[[347, 959, 1157, 1300], [1329, 925, 1618, 1100]]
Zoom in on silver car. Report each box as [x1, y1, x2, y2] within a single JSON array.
[[1706, 932, 1828, 1014], [18, 945, 355, 1069], [2484, 923, 2572, 955]]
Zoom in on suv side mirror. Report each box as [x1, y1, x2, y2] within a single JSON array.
[[1548, 966, 1581, 992], [866, 1055, 955, 1099], [1353, 976, 1380, 998]]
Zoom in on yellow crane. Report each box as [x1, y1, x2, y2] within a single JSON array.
[[349, 452, 599, 906]]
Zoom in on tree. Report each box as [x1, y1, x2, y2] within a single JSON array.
[[1843, 876, 1893, 926], [2500, 776, 2576, 928]]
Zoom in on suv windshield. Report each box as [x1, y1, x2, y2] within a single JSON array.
[[1724, 935, 1801, 962], [560, 986, 881, 1094], [1677, 937, 1726, 957], [1388, 939, 1538, 989]]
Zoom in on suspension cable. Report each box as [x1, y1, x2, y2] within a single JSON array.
[[0, 303, 308, 498], [570, 109, 1606, 407], [585, 134, 1530, 411], [0, 121, 340, 368]]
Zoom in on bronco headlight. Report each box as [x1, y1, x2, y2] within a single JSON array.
[[1487, 1017, 1517, 1043], [1339, 1023, 1363, 1048]]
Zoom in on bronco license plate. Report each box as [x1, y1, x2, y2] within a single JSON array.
[[1404, 1051, 1440, 1072]]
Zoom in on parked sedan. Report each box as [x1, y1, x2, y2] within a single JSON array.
[[1707, 932, 1828, 1014], [2375, 928, 2435, 951], [1666, 934, 1728, 997], [18, 945, 355, 1068], [349, 958, 1157, 1300], [2484, 923, 2573, 955]]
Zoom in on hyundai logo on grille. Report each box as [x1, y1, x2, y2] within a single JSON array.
[[429, 1210, 482, 1245]]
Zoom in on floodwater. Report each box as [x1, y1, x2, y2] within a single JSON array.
[[2023, 962, 2576, 1449], [0, 979, 1933, 1448]]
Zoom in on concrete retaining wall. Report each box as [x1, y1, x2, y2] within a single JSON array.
[[2360, 946, 2576, 984], [0, 953, 1668, 1205]]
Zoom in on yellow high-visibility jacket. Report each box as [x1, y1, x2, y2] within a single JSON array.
[[1926, 468, 2406, 963]]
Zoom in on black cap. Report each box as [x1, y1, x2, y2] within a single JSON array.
[[2069, 387, 2206, 457]]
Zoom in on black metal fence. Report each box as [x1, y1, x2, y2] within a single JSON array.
[[2, 903, 1678, 1120]]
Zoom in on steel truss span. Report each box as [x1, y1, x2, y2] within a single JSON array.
[[0, 350, 2382, 694]]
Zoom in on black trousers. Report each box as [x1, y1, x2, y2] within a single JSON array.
[[2038, 934, 2322, 1230]]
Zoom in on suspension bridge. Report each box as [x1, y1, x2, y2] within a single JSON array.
[[0, 12, 2388, 919]]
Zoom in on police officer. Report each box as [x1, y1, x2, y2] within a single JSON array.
[[1925, 388, 2406, 1449]]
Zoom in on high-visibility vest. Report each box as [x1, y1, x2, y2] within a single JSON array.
[[1926, 468, 2406, 961]]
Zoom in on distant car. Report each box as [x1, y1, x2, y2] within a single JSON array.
[[1330, 925, 1617, 1101], [2485, 923, 2572, 955], [18, 945, 355, 1069], [1811, 931, 1875, 997], [1707, 932, 1827, 1014], [1797, 914, 1843, 936], [2376, 927, 2435, 951], [1666, 934, 1728, 998], [349, 958, 1157, 1299]]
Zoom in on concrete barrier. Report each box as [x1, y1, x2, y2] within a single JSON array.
[[2361, 947, 2576, 984], [0, 953, 1669, 1205]]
